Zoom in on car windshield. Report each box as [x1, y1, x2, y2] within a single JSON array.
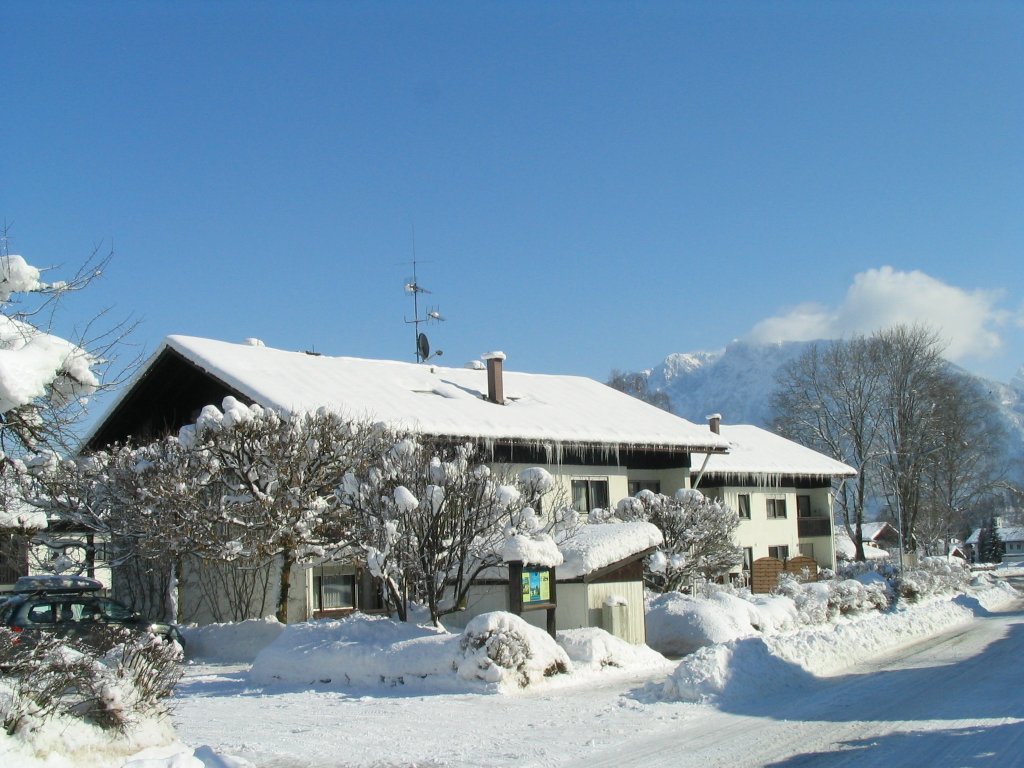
[[96, 598, 137, 622]]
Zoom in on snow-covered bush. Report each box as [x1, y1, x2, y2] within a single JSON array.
[[0, 626, 181, 736], [896, 557, 972, 601], [456, 612, 569, 687], [776, 573, 891, 623]]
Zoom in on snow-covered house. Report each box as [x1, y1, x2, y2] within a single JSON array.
[[85, 335, 730, 625], [687, 416, 856, 575], [966, 521, 1024, 565]]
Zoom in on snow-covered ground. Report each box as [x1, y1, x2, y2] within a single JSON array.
[[4, 569, 1021, 768]]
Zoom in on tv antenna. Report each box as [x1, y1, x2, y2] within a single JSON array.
[[404, 255, 445, 363]]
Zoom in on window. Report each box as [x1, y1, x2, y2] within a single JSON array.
[[313, 569, 355, 611], [572, 478, 609, 513], [800, 543, 815, 559], [628, 479, 661, 496], [742, 547, 753, 571], [768, 545, 790, 560], [797, 495, 811, 517], [767, 498, 788, 519], [736, 494, 751, 519]]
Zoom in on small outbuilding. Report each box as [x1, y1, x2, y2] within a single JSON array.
[[445, 521, 663, 645]]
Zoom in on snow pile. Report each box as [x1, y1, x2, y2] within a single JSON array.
[[181, 617, 285, 663], [502, 533, 563, 567], [558, 627, 670, 670], [646, 590, 797, 656], [248, 611, 571, 692], [249, 613, 456, 689]]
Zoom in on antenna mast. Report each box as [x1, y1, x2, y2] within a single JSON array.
[[404, 254, 445, 362]]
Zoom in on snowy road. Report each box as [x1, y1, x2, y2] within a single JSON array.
[[568, 598, 1024, 768], [171, 597, 1024, 768]]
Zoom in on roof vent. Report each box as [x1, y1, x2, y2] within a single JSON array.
[[482, 351, 506, 405]]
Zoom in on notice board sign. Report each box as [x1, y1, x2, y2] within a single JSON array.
[[507, 561, 557, 637], [522, 568, 552, 605]]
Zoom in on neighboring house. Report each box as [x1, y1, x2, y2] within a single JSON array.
[[834, 530, 890, 562], [687, 415, 857, 575], [84, 334, 731, 629], [860, 521, 901, 552], [966, 521, 1024, 565], [1, 506, 112, 593]]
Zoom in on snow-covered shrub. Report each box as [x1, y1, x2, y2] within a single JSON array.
[[0, 627, 181, 736], [456, 612, 569, 687], [896, 557, 971, 602], [776, 573, 891, 623]]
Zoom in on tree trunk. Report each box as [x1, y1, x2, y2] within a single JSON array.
[[276, 548, 295, 624]]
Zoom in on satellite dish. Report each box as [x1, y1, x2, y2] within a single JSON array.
[[417, 333, 430, 362]]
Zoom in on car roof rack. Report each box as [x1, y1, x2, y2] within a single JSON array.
[[12, 575, 104, 594]]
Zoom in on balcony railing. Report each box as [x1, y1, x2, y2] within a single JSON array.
[[797, 517, 833, 538]]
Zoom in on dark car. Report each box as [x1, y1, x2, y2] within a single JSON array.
[[0, 575, 184, 650]]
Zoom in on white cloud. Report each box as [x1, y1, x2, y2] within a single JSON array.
[[746, 267, 1007, 362]]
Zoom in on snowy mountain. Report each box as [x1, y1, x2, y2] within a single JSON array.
[[645, 340, 813, 427], [641, 340, 1024, 484]]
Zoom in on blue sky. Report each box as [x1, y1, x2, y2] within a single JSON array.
[[4, 2, 1023, 395]]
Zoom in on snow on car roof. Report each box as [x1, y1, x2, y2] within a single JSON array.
[[118, 335, 731, 454], [12, 575, 104, 593]]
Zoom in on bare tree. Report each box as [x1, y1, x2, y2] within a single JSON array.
[[175, 400, 369, 623], [606, 369, 672, 411], [910, 371, 1006, 554], [773, 324, 1004, 562], [772, 337, 885, 561]]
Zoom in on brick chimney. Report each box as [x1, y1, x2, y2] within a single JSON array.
[[482, 351, 506, 405], [707, 413, 722, 434]]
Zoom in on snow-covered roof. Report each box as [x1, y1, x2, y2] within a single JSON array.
[[860, 522, 897, 542], [478, 521, 662, 581], [557, 521, 663, 579], [834, 531, 890, 561], [966, 526, 1024, 545], [0, 500, 48, 531], [691, 424, 857, 483], [98, 335, 730, 454]]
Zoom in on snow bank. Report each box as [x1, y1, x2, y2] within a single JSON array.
[[248, 612, 571, 692], [181, 617, 285, 663], [0, 692, 178, 768], [663, 576, 1019, 704]]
